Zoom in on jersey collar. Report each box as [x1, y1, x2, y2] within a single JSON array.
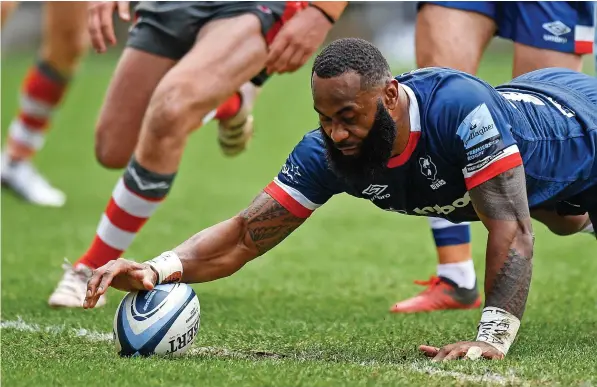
[[387, 84, 422, 168]]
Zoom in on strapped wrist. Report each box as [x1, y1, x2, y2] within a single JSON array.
[[476, 307, 520, 355], [145, 251, 183, 284]]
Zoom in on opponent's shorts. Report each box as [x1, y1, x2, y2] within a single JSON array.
[[128, 1, 307, 61], [418, 1, 595, 55]]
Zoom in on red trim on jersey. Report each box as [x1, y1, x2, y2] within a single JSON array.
[[574, 40, 593, 54], [264, 181, 313, 219], [387, 131, 421, 168], [464, 153, 523, 190]]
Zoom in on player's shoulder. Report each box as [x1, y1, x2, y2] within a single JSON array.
[[288, 129, 333, 175], [397, 67, 500, 113]]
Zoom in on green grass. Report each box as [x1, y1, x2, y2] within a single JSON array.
[[2, 48, 596, 386]]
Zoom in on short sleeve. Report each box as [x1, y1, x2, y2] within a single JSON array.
[[264, 132, 343, 218], [429, 77, 524, 190]]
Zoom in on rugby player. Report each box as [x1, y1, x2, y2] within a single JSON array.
[[48, 1, 347, 307], [1, 1, 90, 207], [84, 38, 596, 360], [391, 1, 597, 314]]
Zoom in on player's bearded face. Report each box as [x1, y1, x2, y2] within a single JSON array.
[[322, 100, 396, 181]]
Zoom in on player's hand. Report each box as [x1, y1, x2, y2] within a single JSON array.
[[265, 6, 333, 75], [88, 1, 131, 53], [419, 341, 504, 361], [83, 258, 156, 309]]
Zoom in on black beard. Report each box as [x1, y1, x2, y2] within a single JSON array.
[[322, 100, 396, 182]]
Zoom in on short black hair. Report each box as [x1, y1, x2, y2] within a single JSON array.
[[312, 38, 392, 89]]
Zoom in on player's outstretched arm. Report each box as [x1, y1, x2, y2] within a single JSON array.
[[84, 191, 305, 308], [419, 165, 534, 360]]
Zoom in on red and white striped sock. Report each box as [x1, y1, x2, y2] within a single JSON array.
[[75, 158, 175, 269], [6, 61, 68, 161]]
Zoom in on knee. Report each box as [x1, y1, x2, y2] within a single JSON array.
[[94, 127, 129, 170], [42, 30, 88, 70], [146, 80, 218, 140]]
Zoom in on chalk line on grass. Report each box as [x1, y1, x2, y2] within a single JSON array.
[[1, 317, 525, 385]]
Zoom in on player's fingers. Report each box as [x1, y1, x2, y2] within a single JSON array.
[[117, 1, 130, 21], [432, 345, 454, 362], [442, 348, 467, 361], [419, 345, 440, 357], [270, 45, 295, 74], [482, 349, 504, 360], [265, 37, 290, 73], [88, 8, 106, 53], [286, 49, 306, 73], [99, 4, 117, 47], [129, 267, 155, 290]]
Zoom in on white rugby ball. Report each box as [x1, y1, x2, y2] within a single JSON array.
[[113, 283, 200, 357]]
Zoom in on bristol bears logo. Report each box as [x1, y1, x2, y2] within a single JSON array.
[[419, 156, 446, 190], [419, 156, 437, 181]]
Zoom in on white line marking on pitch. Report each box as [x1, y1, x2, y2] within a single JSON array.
[[1, 317, 525, 385]]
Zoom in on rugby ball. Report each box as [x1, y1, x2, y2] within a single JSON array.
[[113, 283, 200, 357]]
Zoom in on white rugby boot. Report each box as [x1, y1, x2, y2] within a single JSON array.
[[48, 259, 107, 308], [1, 153, 66, 207], [217, 82, 260, 157]]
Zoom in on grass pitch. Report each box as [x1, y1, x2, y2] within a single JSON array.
[[2, 49, 596, 386]]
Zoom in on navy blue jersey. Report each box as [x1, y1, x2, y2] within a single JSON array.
[[264, 68, 597, 223]]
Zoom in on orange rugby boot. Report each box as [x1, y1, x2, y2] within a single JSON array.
[[389, 276, 481, 313]]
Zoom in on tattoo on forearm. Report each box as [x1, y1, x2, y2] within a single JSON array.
[[470, 165, 534, 320], [241, 192, 304, 254], [485, 248, 533, 319]]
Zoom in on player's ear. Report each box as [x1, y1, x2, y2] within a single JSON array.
[[384, 79, 399, 110]]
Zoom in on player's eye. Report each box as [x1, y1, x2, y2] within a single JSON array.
[[342, 116, 356, 125], [319, 115, 332, 125]]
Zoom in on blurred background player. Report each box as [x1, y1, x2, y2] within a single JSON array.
[[48, 1, 347, 308], [1, 1, 89, 207], [390, 1, 595, 314]]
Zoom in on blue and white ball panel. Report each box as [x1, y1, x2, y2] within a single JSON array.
[[113, 283, 200, 357]]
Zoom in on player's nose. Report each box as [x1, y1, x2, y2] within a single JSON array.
[[330, 124, 350, 143]]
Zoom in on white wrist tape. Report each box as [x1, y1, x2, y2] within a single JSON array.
[[476, 307, 520, 356], [145, 251, 183, 284]]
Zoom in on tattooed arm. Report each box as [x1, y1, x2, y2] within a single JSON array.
[[419, 165, 533, 360], [174, 191, 306, 283], [84, 191, 305, 307], [470, 165, 534, 319]]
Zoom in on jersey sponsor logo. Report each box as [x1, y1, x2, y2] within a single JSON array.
[[466, 138, 500, 161], [457, 104, 501, 150], [281, 162, 302, 183], [419, 156, 446, 190], [362, 184, 390, 200], [413, 192, 471, 216], [465, 151, 504, 174]]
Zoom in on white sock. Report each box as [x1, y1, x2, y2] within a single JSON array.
[[437, 259, 476, 289], [581, 223, 594, 234]]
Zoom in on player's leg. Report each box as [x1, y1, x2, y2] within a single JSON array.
[[50, 8, 271, 308], [415, 2, 496, 73], [532, 209, 593, 236], [48, 6, 184, 307], [507, 2, 594, 77], [390, 2, 496, 314], [0, 1, 18, 29], [1, 1, 88, 207], [390, 218, 481, 313]]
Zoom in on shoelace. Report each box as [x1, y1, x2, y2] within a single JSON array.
[[413, 276, 443, 294]]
